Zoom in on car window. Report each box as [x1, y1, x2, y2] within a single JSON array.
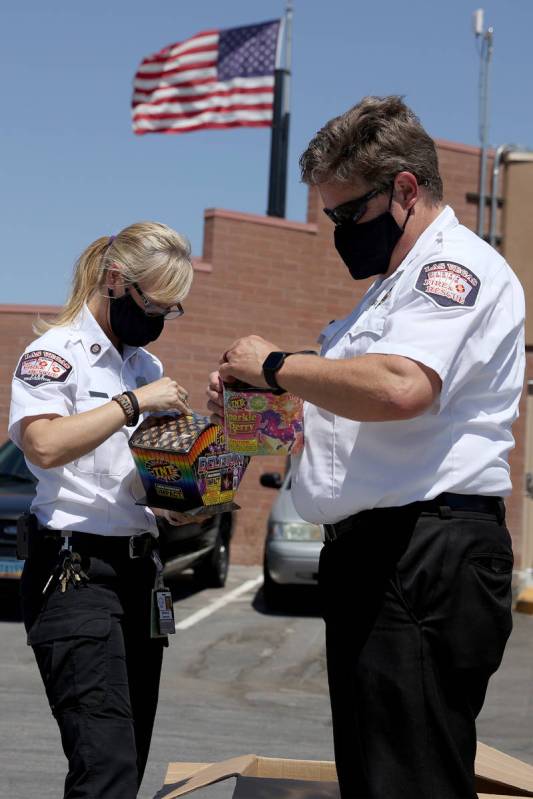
[[0, 440, 35, 482]]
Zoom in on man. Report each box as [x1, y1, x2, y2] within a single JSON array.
[[207, 96, 525, 798]]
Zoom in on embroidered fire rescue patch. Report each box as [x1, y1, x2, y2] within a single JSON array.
[[415, 261, 480, 308], [15, 350, 73, 387]]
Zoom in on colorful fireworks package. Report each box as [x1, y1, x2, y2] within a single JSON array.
[[129, 412, 249, 514], [223, 382, 304, 456]]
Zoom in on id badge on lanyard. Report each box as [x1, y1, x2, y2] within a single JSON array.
[[150, 550, 176, 638]]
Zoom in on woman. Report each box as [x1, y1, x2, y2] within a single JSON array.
[[9, 221, 193, 799]]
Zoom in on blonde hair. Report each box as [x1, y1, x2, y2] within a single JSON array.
[[34, 221, 194, 334]]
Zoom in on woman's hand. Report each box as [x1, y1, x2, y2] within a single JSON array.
[[163, 509, 192, 526], [150, 506, 190, 527], [134, 377, 192, 415], [206, 371, 224, 425]]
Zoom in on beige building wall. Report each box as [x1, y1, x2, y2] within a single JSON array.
[[500, 152, 533, 569]]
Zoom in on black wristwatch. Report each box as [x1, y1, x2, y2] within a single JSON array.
[[262, 350, 317, 393]]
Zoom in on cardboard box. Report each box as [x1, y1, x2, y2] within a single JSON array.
[[157, 742, 533, 798], [129, 412, 248, 514], [223, 383, 304, 456]]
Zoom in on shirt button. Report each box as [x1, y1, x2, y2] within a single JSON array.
[[90, 343, 101, 354]]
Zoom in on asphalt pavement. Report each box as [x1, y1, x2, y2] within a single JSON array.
[[0, 565, 531, 799]]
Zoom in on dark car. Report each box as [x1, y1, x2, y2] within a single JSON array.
[[0, 441, 34, 580], [0, 439, 233, 588]]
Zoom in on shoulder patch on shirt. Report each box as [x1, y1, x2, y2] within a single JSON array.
[[415, 261, 481, 308], [15, 350, 73, 387]]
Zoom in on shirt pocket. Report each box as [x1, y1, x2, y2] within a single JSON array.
[[318, 319, 345, 354], [344, 312, 386, 358], [73, 396, 134, 478]]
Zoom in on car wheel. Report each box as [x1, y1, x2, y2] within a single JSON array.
[[194, 532, 230, 589], [262, 560, 288, 610]]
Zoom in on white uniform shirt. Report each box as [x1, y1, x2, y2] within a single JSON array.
[[9, 305, 163, 536], [291, 206, 526, 524]]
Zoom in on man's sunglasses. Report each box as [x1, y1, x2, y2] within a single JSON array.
[[323, 187, 382, 226], [129, 282, 184, 320]]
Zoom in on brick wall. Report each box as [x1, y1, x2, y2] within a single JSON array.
[[1, 139, 530, 566]]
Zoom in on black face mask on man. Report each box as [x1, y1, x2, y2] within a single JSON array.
[[334, 189, 411, 281], [108, 288, 165, 347]]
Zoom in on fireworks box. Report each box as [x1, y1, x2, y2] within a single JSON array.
[[156, 742, 533, 798], [223, 382, 304, 456], [129, 412, 249, 515]]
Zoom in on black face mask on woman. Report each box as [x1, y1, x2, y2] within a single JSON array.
[[334, 192, 412, 281], [108, 289, 164, 347]]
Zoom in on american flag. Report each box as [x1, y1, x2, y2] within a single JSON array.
[[132, 20, 282, 135]]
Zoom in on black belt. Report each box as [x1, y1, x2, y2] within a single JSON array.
[[323, 493, 505, 543], [29, 527, 158, 560]]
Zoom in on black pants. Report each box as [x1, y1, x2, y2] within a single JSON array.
[[319, 505, 513, 799], [21, 536, 166, 799]]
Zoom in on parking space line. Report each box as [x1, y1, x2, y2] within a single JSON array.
[[175, 575, 263, 630]]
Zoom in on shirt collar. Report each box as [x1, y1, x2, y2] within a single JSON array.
[[72, 305, 141, 365], [400, 205, 457, 271], [122, 344, 139, 362], [365, 206, 458, 299], [67, 304, 116, 366]]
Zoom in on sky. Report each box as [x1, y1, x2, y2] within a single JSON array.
[[2, 0, 533, 305]]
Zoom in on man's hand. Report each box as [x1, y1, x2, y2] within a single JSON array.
[[206, 336, 281, 424], [219, 335, 281, 388]]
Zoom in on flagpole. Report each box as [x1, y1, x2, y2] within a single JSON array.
[[267, 2, 292, 218]]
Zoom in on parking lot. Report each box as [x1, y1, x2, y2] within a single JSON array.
[[1, 566, 532, 799]]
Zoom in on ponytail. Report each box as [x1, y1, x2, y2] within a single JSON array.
[[33, 221, 193, 336], [33, 236, 111, 335]]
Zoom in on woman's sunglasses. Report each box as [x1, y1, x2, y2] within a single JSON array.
[[129, 282, 184, 320]]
